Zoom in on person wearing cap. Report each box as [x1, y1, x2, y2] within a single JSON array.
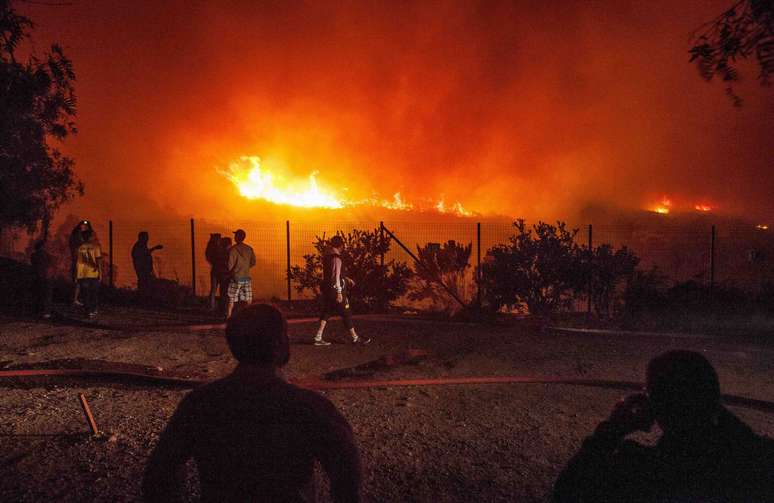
[[226, 229, 256, 318], [313, 235, 369, 346], [553, 350, 774, 502], [143, 304, 362, 502]]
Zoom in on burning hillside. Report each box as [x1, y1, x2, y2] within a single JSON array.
[[220, 156, 474, 217]]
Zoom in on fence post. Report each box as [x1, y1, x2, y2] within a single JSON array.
[[476, 222, 481, 308], [286, 220, 292, 303], [587, 224, 593, 316], [710, 224, 716, 298], [108, 220, 114, 288], [190, 218, 196, 296], [380, 221, 385, 269]]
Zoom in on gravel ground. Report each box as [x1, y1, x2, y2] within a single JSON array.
[[1, 305, 774, 502]]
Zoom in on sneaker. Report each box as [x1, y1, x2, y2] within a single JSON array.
[[87, 312, 97, 319], [314, 339, 332, 346], [73, 300, 84, 307], [352, 336, 371, 345]]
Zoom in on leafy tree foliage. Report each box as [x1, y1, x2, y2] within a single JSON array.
[[1, 1, 82, 234], [480, 220, 584, 316], [689, 0, 773, 106], [409, 240, 472, 313], [587, 244, 640, 318], [288, 227, 412, 312]]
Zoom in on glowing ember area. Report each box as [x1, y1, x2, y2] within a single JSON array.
[[757, 224, 769, 230], [694, 204, 713, 212], [651, 197, 672, 215], [221, 156, 475, 216], [222, 156, 344, 209]]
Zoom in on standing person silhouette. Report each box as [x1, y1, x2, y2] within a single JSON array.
[[74, 230, 102, 318], [30, 240, 57, 318], [205, 233, 221, 311], [131, 231, 163, 301], [143, 304, 362, 502], [313, 235, 369, 346], [226, 229, 255, 318], [553, 350, 774, 502], [68, 219, 92, 306]]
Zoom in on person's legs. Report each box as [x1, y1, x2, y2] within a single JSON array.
[[40, 278, 53, 317], [209, 268, 218, 310], [92, 279, 100, 315], [71, 259, 83, 305], [314, 296, 332, 345], [226, 280, 238, 318], [79, 279, 94, 315], [338, 297, 368, 344]]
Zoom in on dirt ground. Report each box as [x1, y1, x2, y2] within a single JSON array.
[[1, 305, 774, 502]]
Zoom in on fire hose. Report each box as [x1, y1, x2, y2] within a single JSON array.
[[2, 369, 773, 414]]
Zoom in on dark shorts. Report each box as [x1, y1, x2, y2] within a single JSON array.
[[319, 293, 353, 330]]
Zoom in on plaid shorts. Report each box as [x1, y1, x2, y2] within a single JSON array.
[[227, 279, 252, 303]]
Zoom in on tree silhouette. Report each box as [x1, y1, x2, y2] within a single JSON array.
[[410, 240, 472, 314], [0, 0, 82, 236], [481, 220, 584, 316], [689, 0, 773, 106]]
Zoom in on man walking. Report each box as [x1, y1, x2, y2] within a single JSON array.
[[314, 235, 369, 346], [226, 229, 256, 318]]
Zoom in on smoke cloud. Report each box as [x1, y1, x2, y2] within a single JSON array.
[[21, 0, 774, 224]]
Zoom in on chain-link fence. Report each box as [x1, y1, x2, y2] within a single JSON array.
[[3, 219, 772, 306]]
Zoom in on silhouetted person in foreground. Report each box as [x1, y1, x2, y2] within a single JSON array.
[[205, 233, 221, 311], [314, 235, 369, 346], [30, 240, 57, 318], [225, 229, 255, 318], [68, 219, 92, 306], [131, 231, 163, 300], [74, 230, 102, 318], [553, 350, 774, 502], [143, 304, 362, 503]]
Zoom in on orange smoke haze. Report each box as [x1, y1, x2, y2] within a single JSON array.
[[19, 0, 774, 225]]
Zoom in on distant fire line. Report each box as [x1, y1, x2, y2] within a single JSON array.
[[219, 155, 474, 216]]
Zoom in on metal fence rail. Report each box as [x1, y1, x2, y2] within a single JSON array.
[[2, 219, 772, 305]]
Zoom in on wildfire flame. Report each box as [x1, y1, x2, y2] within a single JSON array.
[[652, 197, 672, 215], [220, 155, 475, 216], [694, 204, 712, 212], [756, 224, 769, 230], [221, 156, 344, 208]]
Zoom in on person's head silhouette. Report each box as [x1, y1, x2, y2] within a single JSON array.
[[330, 235, 344, 249], [137, 231, 149, 244], [646, 350, 721, 436], [225, 304, 289, 367]]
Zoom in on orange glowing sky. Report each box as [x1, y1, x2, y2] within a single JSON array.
[[19, 0, 774, 223]]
